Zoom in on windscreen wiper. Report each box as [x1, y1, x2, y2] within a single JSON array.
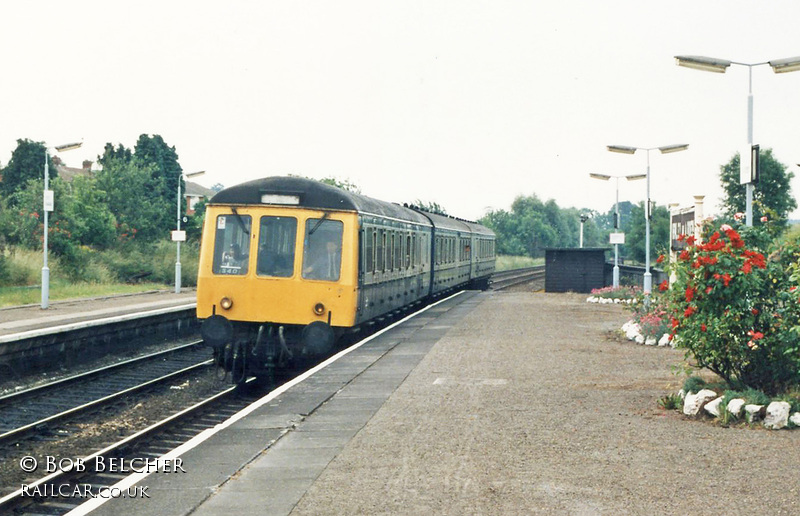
[[230, 207, 250, 235], [308, 212, 330, 236]]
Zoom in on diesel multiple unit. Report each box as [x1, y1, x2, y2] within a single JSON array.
[[197, 176, 495, 382]]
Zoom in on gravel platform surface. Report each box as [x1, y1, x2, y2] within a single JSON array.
[[291, 291, 800, 515]]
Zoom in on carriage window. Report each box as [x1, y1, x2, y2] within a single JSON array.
[[394, 232, 402, 270], [378, 231, 386, 272], [213, 214, 252, 275], [365, 228, 374, 273], [256, 216, 297, 277], [302, 218, 343, 281], [406, 235, 412, 268]]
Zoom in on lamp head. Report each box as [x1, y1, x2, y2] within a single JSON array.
[[607, 145, 638, 154], [675, 55, 731, 73], [658, 144, 689, 154], [589, 173, 611, 180], [769, 56, 800, 74]]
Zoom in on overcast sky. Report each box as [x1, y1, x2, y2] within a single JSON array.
[[3, 0, 800, 222]]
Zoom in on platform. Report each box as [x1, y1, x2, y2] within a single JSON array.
[[0, 290, 196, 340], [74, 291, 800, 515]]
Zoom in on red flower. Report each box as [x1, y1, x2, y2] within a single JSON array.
[[742, 261, 752, 274], [723, 273, 731, 287], [684, 306, 696, 317], [679, 250, 691, 261], [751, 308, 759, 315], [686, 236, 696, 245], [701, 324, 707, 332], [656, 254, 665, 264], [685, 287, 695, 302], [658, 280, 669, 292]]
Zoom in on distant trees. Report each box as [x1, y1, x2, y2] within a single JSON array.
[[480, 194, 604, 257]]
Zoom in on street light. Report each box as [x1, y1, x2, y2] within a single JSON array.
[[42, 141, 82, 309], [606, 144, 689, 295], [175, 170, 206, 293], [589, 172, 646, 288], [675, 54, 800, 226]]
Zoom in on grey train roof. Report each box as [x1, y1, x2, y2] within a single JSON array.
[[210, 176, 492, 235]]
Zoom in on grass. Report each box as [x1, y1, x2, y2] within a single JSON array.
[[0, 245, 196, 308], [495, 255, 543, 271], [0, 281, 169, 307]]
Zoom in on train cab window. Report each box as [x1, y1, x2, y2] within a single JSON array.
[[212, 214, 252, 275], [256, 216, 297, 277], [302, 218, 344, 281]]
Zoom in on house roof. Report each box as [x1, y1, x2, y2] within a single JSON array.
[[185, 181, 215, 198]]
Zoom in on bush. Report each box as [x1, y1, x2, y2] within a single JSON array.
[[663, 219, 800, 395], [683, 376, 707, 394]]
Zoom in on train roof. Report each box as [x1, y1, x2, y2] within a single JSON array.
[[210, 176, 493, 235]]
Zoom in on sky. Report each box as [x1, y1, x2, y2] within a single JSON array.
[[2, 0, 800, 222]]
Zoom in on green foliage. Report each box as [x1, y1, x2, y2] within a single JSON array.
[[664, 219, 800, 395], [0, 139, 56, 201], [480, 194, 604, 258], [682, 376, 707, 394], [625, 202, 670, 264], [319, 176, 361, 194], [412, 200, 448, 216], [720, 148, 796, 228], [657, 393, 683, 410]]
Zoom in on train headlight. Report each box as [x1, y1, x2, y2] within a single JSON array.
[[313, 302, 325, 315], [220, 297, 233, 310]]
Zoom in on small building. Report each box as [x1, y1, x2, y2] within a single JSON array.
[[544, 248, 608, 293], [184, 181, 216, 215]]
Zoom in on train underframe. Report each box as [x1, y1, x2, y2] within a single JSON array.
[[201, 317, 343, 384]]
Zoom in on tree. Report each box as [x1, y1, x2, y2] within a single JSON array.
[[0, 139, 55, 200], [720, 148, 796, 227], [625, 202, 669, 264], [319, 176, 361, 194], [134, 134, 183, 229], [412, 200, 448, 215]]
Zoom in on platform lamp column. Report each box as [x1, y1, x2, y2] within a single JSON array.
[[606, 144, 688, 296], [42, 141, 82, 309], [675, 55, 800, 226], [175, 171, 206, 293], [589, 172, 645, 289]]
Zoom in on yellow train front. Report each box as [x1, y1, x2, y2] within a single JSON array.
[[197, 176, 494, 382]]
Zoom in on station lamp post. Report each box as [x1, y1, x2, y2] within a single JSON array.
[[675, 54, 800, 226], [175, 170, 206, 293], [42, 141, 83, 309], [606, 144, 689, 295], [589, 172, 646, 288]]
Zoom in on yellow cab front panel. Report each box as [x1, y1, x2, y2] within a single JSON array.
[[197, 205, 359, 328]]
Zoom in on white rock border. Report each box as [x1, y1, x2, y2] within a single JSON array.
[[620, 319, 675, 348], [586, 296, 634, 304], [679, 389, 799, 430]]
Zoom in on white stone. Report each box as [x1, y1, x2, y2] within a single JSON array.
[[683, 389, 718, 416], [745, 404, 765, 423], [704, 396, 724, 417], [634, 334, 644, 344], [658, 334, 671, 347], [644, 337, 656, 346], [790, 413, 800, 427], [726, 398, 746, 417], [764, 401, 791, 430]]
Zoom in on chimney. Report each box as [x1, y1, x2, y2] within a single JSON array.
[[82, 160, 93, 171]]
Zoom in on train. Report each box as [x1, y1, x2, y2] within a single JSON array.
[[196, 176, 495, 382]]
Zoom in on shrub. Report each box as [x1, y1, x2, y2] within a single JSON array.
[[663, 220, 800, 395], [683, 376, 707, 394]]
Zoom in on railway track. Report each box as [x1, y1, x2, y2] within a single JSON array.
[[0, 379, 258, 515], [491, 265, 545, 290], [0, 342, 213, 446]]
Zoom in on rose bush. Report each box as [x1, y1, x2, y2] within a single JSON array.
[[663, 220, 800, 395]]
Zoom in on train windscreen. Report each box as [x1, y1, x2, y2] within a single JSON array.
[[256, 216, 297, 277], [212, 214, 252, 275], [302, 219, 343, 281]]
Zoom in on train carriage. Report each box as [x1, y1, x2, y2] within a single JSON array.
[[197, 176, 494, 382]]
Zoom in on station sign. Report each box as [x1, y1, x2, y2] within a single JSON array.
[[171, 230, 186, 242], [609, 232, 625, 244], [740, 144, 760, 185], [43, 190, 54, 212]]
